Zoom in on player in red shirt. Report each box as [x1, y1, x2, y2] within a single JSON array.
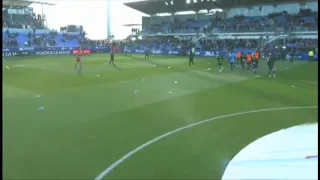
[[75, 48, 82, 69]]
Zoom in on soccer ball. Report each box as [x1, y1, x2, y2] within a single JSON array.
[[208, 68, 211, 71]]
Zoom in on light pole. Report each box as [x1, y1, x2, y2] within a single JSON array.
[[106, 0, 112, 39]]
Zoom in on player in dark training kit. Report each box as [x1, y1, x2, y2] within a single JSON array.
[[240, 52, 246, 70], [144, 48, 150, 60], [109, 52, 115, 65], [189, 47, 195, 66], [267, 51, 276, 78], [252, 54, 259, 77], [217, 55, 223, 72]]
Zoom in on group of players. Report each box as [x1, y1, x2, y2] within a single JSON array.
[[188, 48, 276, 78], [217, 51, 276, 78], [75, 47, 276, 78]]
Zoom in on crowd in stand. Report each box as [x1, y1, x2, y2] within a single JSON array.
[[3, 29, 56, 47], [121, 37, 317, 54], [283, 38, 318, 52], [3, 29, 19, 47], [2, 5, 317, 54], [208, 9, 317, 33], [122, 37, 193, 52], [168, 19, 201, 34], [2, 6, 89, 48], [122, 38, 259, 51], [144, 8, 318, 35], [199, 39, 260, 51], [3, 39, 19, 47], [2, 28, 88, 48], [2, 26, 317, 54], [2, 10, 45, 29]]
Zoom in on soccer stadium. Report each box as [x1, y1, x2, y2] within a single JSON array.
[[3, 0, 318, 179]]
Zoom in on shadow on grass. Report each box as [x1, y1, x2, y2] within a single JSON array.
[[76, 67, 83, 76], [110, 64, 122, 71]]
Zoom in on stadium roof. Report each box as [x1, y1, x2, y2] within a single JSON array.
[[124, 0, 311, 15], [3, 0, 55, 7], [3, 0, 32, 7]]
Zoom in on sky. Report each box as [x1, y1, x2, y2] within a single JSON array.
[[30, 0, 148, 39]]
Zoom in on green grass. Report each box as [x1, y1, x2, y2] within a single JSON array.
[[3, 54, 318, 179]]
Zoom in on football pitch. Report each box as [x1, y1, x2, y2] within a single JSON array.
[[3, 54, 318, 179]]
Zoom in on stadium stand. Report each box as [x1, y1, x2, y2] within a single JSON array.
[[2, 0, 87, 48], [125, 0, 318, 34], [123, 0, 318, 56], [1, 0, 317, 60], [2, 0, 43, 29]]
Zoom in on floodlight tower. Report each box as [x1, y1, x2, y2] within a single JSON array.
[[106, 0, 112, 39]]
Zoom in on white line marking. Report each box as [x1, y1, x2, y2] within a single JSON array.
[[95, 106, 318, 180]]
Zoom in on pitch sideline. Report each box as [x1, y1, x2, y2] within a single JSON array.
[[95, 106, 318, 180]]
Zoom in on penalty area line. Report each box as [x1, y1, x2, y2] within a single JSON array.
[[95, 106, 318, 180]]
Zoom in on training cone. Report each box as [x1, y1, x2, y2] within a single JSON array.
[[38, 106, 45, 110]]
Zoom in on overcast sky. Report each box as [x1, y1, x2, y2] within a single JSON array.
[[30, 0, 147, 39]]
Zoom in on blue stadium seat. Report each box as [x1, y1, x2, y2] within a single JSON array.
[[142, 9, 318, 35]]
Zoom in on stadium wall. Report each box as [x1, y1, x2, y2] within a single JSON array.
[[2, 47, 318, 61]]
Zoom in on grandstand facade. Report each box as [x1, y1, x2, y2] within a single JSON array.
[[122, 0, 317, 58], [2, 0, 93, 48], [125, 0, 317, 35]]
